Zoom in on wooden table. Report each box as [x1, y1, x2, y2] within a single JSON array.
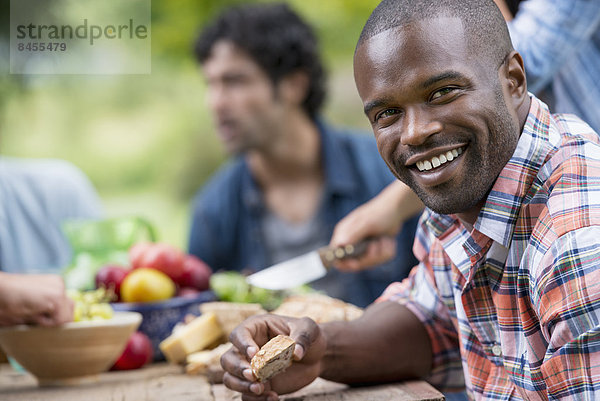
[[0, 363, 445, 401]]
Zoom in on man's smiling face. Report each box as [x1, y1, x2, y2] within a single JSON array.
[[354, 17, 520, 216]]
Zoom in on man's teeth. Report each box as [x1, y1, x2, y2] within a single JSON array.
[[416, 147, 463, 172]]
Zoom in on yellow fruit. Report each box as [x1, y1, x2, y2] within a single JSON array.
[[67, 288, 113, 322], [73, 302, 85, 322], [121, 268, 176, 303], [89, 303, 114, 319]]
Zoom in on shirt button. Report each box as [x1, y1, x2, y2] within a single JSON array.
[[491, 344, 502, 357]]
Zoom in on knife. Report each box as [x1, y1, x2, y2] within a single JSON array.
[[246, 240, 370, 290]]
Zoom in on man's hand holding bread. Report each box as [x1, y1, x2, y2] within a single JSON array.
[[221, 314, 327, 401]]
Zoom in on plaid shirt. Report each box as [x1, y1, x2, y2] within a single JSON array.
[[380, 96, 600, 400]]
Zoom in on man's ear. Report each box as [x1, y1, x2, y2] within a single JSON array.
[[277, 71, 309, 107], [502, 50, 528, 110]]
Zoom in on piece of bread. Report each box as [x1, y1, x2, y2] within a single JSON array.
[[250, 335, 296, 382], [186, 342, 232, 380], [199, 302, 266, 337], [272, 293, 363, 323]]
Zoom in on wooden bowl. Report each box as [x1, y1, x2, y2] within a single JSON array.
[[0, 311, 141, 386]]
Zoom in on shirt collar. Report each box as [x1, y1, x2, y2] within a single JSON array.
[[239, 159, 263, 213], [421, 95, 557, 281]]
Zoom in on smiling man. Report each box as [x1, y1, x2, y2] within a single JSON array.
[[219, 0, 600, 400], [355, 12, 522, 222]]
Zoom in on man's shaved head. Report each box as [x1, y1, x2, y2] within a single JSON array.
[[358, 0, 514, 68]]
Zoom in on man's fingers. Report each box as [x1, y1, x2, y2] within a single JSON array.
[[329, 204, 373, 248], [54, 297, 74, 325], [222, 372, 265, 397], [230, 314, 301, 358], [369, 237, 397, 263], [334, 237, 397, 271], [229, 314, 319, 364], [334, 242, 380, 271], [33, 300, 58, 326], [221, 348, 254, 381], [288, 317, 319, 361], [241, 391, 279, 401], [35, 314, 56, 327], [230, 322, 262, 360], [330, 218, 368, 248]]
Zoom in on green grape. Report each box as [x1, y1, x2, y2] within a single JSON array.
[[67, 288, 114, 322], [89, 303, 113, 320], [73, 302, 85, 322], [66, 289, 83, 302]]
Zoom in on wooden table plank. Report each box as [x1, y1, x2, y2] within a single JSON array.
[[0, 363, 213, 401], [213, 377, 445, 401], [1, 362, 444, 401]]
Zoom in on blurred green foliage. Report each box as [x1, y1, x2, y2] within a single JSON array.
[[0, 0, 378, 250]]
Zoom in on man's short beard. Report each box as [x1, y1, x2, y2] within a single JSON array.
[[411, 180, 490, 215]]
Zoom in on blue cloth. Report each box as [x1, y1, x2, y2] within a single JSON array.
[[188, 121, 419, 307], [508, 0, 600, 133], [0, 157, 103, 274]]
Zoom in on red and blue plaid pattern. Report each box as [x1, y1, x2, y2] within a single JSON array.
[[379, 96, 600, 400]]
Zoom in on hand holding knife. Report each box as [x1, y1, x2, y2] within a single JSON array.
[[246, 239, 375, 290]]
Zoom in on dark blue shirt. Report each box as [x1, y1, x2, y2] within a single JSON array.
[[188, 122, 419, 307]]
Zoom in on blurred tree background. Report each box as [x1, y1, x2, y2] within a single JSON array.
[[0, 0, 379, 250]]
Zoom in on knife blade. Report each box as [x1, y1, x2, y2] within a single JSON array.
[[246, 240, 370, 290]]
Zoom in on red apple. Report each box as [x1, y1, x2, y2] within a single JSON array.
[[111, 331, 153, 370], [95, 264, 129, 301], [177, 287, 201, 298], [129, 242, 185, 283], [128, 242, 153, 266], [178, 255, 212, 290]]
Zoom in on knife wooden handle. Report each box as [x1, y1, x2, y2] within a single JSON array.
[[319, 239, 370, 268]]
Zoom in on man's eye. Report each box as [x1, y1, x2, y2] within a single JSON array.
[[430, 87, 457, 101], [225, 78, 245, 86], [376, 109, 399, 121]]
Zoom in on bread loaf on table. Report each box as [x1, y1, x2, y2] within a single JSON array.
[[186, 342, 232, 376], [199, 302, 266, 337], [272, 293, 363, 323], [250, 335, 296, 382]]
